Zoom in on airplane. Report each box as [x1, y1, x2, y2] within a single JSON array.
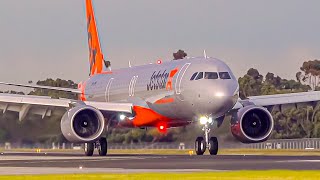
[[1, 0, 320, 156]]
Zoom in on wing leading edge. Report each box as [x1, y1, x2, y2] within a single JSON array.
[[234, 91, 320, 109], [0, 93, 132, 121], [0, 82, 81, 94]]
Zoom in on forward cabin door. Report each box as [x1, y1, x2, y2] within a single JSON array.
[[175, 63, 191, 96], [105, 78, 114, 102], [129, 76, 138, 97]]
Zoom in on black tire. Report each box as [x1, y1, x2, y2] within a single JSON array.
[[84, 142, 94, 156], [208, 137, 218, 155], [195, 137, 206, 155], [98, 137, 108, 156]]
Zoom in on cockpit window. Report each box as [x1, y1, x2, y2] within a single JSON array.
[[219, 72, 231, 79], [195, 72, 204, 80], [190, 72, 198, 80], [205, 72, 218, 79], [192, 72, 231, 80]]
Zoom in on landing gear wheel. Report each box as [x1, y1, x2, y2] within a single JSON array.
[[97, 137, 108, 156], [195, 137, 206, 155], [84, 142, 94, 156], [208, 137, 218, 155]]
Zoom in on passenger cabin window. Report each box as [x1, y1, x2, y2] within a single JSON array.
[[195, 72, 204, 80], [205, 72, 218, 79], [190, 72, 198, 80], [219, 72, 231, 79]]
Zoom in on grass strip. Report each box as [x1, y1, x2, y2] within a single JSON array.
[[0, 171, 319, 180]]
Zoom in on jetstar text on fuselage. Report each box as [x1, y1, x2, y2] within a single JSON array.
[[146, 68, 179, 91]]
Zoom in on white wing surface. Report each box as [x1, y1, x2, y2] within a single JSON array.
[[0, 82, 81, 94], [235, 91, 320, 109], [0, 93, 132, 121]]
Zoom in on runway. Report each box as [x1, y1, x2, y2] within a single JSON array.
[[0, 152, 320, 175]]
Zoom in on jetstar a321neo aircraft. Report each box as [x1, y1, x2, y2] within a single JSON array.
[[1, 0, 320, 156]]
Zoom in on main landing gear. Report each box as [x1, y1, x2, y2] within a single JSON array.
[[84, 137, 108, 156], [195, 122, 218, 155]]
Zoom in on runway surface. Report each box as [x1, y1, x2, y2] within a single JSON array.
[[0, 152, 320, 174]]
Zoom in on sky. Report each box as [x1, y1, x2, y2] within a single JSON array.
[[0, 0, 320, 84]]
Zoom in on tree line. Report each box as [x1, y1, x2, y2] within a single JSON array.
[[238, 60, 320, 139]]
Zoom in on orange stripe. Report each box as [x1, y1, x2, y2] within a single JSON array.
[[100, 71, 113, 74], [78, 81, 87, 101], [132, 106, 170, 127], [155, 98, 175, 104]]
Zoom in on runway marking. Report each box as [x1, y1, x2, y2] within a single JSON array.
[[2, 154, 320, 172], [0, 156, 168, 166], [277, 160, 320, 163], [0, 167, 224, 175]]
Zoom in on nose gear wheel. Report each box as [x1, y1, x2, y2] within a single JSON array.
[[194, 120, 219, 156], [195, 137, 206, 155], [208, 137, 218, 155]]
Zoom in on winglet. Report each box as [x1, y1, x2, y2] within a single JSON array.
[[86, 0, 105, 76]]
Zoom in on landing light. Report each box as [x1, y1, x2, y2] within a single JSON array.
[[208, 117, 213, 124], [215, 92, 225, 97], [200, 116, 213, 125], [119, 114, 126, 121], [200, 116, 208, 125]]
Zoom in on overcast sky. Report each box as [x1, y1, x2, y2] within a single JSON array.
[[0, 0, 319, 84]]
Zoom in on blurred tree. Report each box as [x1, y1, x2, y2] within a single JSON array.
[[299, 60, 320, 90], [173, 50, 187, 60], [238, 68, 263, 98], [261, 83, 276, 95], [29, 78, 78, 100], [296, 72, 302, 83], [265, 72, 281, 88]]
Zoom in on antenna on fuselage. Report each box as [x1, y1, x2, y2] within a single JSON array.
[[203, 50, 208, 59]]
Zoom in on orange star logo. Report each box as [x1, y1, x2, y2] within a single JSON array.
[[166, 68, 179, 90]]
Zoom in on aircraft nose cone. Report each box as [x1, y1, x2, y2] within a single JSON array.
[[210, 94, 238, 117], [190, 80, 239, 117], [209, 83, 239, 117], [213, 81, 239, 98]]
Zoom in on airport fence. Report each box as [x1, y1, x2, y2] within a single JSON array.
[[1, 138, 320, 150], [245, 138, 320, 150], [107, 138, 320, 150]]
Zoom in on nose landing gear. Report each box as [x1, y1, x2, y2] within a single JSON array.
[[195, 122, 219, 155]]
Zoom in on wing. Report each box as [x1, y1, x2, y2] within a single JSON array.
[[0, 93, 132, 121], [234, 91, 320, 109], [0, 82, 81, 94]]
